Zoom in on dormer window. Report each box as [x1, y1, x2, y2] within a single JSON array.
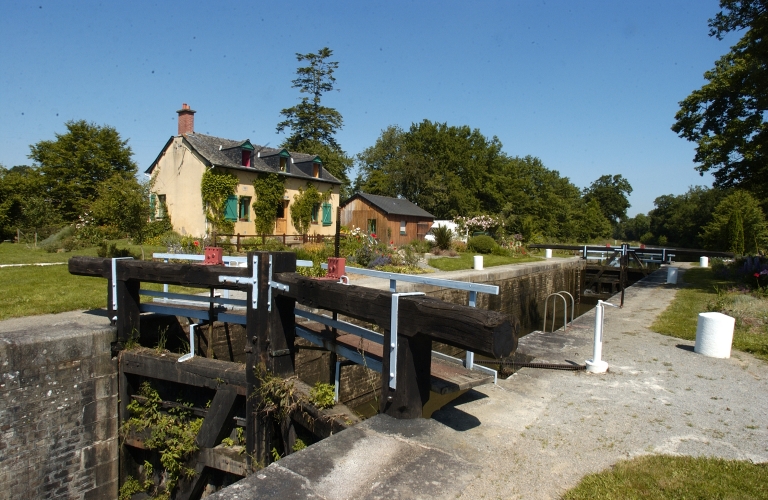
[[313, 163, 320, 178], [239, 141, 255, 167], [279, 150, 290, 172]]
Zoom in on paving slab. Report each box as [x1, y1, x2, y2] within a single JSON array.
[[213, 263, 768, 500]]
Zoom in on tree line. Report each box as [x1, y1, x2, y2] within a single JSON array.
[[4, 0, 768, 254]]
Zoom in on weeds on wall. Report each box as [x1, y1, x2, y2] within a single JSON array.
[[120, 381, 203, 499]]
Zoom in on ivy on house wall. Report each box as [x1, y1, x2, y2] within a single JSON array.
[[290, 183, 331, 235], [200, 169, 239, 236], [252, 173, 286, 235]]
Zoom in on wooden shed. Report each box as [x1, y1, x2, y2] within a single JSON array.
[[340, 192, 435, 245]]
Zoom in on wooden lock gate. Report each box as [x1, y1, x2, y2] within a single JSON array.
[[69, 251, 518, 498]]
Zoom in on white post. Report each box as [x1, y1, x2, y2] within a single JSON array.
[[700, 256, 709, 268], [585, 301, 610, 373], [666, 267, 678, 284], [545, 249, 552, 259], [473, 255, 484, 270]]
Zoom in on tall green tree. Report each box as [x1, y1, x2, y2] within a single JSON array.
[[0, 165, 50, 238], [90, 174, 151, 241], [672, 0, 768, 201], [649, 186, 725, 248], [582, 174, 633, 231], [701, 190, 767, 254], [276, 47, 351, 187], [28, 120, 137, 221]]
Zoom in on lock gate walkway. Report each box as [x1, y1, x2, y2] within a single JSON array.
[[211, 264, 768, 500]]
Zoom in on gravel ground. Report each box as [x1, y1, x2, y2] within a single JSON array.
[[429, 264, 768, 499]]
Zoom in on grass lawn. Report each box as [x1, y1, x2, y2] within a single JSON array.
[[564, 455, 768, 500], [428, 252, 541, 271], [651, 266, 768, 361], [0, 242, 204, 320], [0, 240, 165, 264]]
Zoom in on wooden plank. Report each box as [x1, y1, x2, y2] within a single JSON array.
[[120, 350, 247, 392], [116, 278, 140, 345], [195, 387, 239, 449], [199, 447, 248, 477], [69, 256, 250, 289], [276, 272, 517, 359]]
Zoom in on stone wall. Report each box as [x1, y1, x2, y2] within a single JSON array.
[[0, 311, 118, 499]]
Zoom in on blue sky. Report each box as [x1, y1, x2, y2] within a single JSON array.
[[0, 1, 740, 216]]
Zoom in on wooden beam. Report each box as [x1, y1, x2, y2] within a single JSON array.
[[120, 351, 247, 392], [195, 387, 239, 449], [276, 272, 517, 359], [69, 256, 250, 289]]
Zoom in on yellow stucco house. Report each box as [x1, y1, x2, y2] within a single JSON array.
[[145, 104, 342, 238]]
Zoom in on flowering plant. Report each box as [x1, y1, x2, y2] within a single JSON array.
[[454, 214, 504, 236]]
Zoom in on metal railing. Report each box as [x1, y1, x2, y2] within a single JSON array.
[[327, 264, 499, 382]]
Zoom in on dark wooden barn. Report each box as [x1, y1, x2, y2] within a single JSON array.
[[340, 192, 435, 245]]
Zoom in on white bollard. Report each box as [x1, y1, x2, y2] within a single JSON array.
[[694, 312, 735, 358], [545, 249, 552, 259], [473, 255, 484, 270], [700, 256, 709, 268], [585, 300, 616, 373], [666, 267, 678, 284]]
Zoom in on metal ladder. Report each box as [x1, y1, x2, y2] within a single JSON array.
[[543, 291, 575, 332]]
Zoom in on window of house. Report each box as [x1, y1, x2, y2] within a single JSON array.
[[313, 163, 320, 178], [322, 203, 332, 226], [276, 200, 286, 219], [279, 157, 287, 171], [367, 219, 377, 235], [224, 195, 238, 221], [242, 150, 251, 167], [157, 194, 167, 219], [311, 203, 320, 224], [239, 196, 251, 221], [400, 220, 406, 235]]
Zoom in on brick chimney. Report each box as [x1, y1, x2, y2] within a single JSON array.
[[177, 103, 196, 135]]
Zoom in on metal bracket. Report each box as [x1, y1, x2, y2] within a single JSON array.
[[111, 257, 134, 319], [269, 348, 291, 357], [267, 255, 290, 312], [219, 254, 259, 308], [389, 292, 425, 390]]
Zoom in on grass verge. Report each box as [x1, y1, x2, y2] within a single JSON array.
[[428, 252, 541, 271], [0, 241, 165, 264], [563, 455, 768, 500], [651, 266, 768, 361]]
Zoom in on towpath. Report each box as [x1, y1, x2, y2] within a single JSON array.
[[214, 263, 768, 499]]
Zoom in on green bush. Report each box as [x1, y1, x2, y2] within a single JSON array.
[[408, 238, 433, 254], [467, 235, 497, 254], [491, 245, 511, 257]]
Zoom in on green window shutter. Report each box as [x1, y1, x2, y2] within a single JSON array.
[[149, 193, 157, 221], [224, 195, 238, 221], [322, 203, 332, 226]]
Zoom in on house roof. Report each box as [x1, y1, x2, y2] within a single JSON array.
[[145, 132, 342, 185], [343, 192, 435, 219]]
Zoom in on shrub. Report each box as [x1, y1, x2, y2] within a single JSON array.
[[453, 241, 467, 252], [408, 238, 433, 254], [97, 242, 138, 259], [309, 382, 335, 409], [433, 225, 453, 251], [491, 245, 511, 257], [467, 235, 497, 254]]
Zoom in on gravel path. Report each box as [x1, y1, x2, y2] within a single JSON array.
[[429, 264, 768, 499]]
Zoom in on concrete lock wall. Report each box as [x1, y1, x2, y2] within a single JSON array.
[[0, 312, 119, 499], [392, 258, 584, 332]]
